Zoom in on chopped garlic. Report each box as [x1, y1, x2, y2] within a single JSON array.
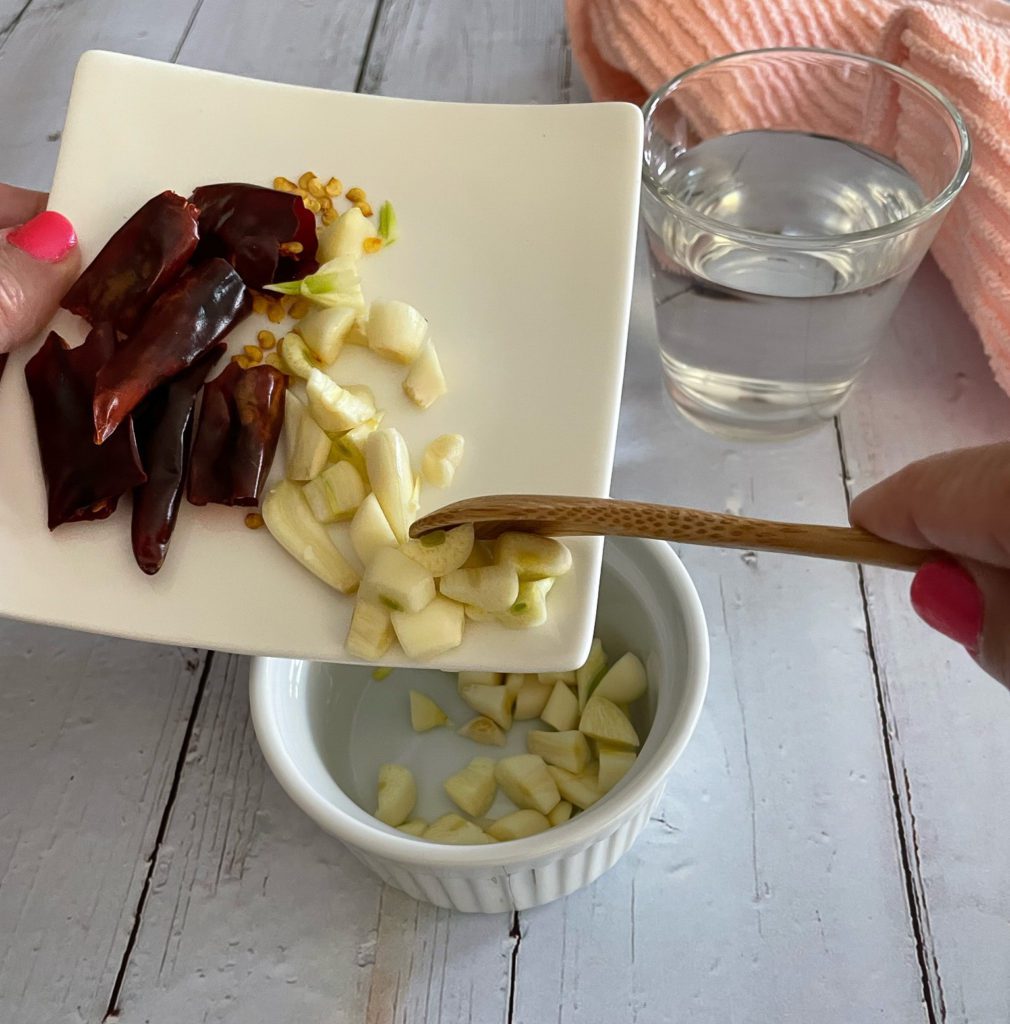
[[439, 564, 519, 613], [423, 814, 495, 845], [283, 392, 329, 482], [527, 729, 591, 775], [597, 744, 637, 793], [402, 342, 446, 408], [457, 716, 507, 747], [347, 598, 395, 661], [576, 638, 608, 711], [279, 332, 316, 380], [391, 595, 465, 660], [349, 493, 398, 567], [400, 523, 475, 576], [375, 763, 416, 826], [397, 819, 427, 837], [494, 755, 560, 815], [540, 680, 580, 732], [366, 300, 427, 364], [593, 652, 648, 704], [495, 532, 573, 580], [421, 433, 464, 488], [579, 695, 640, 750], [458, 671, 503, 687], [296, 305, 356, 365], [360, 547, 435, 614], [546, 764, 602, 810], [364, 428, 415, 544], [459, 681, 513, 730], [302, 460, 366, 523], [443, 757, 497, 817], [268, 255, 364, 310], [496, 577, 554, 629], [409, 690, 449, 732], [306, 369, 375, 433], [513, 679, 553, 721], [487, 810, 550, 842], [318, 207, 374, 262], [261, 481, 359, 594]]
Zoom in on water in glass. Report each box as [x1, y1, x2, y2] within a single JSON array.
[[645, 129, 925, 437]]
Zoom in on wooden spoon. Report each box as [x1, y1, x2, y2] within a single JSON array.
[[409, 494, 930, 570]]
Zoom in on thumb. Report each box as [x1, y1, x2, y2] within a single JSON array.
[[0, 210, 80, 356], [909, 558, 1010, 689]]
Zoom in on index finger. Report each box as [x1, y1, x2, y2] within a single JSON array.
[[0, 184, 47, 228], [849, 443, 1010, 569]]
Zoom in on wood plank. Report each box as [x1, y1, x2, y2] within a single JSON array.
[[838, 259, 1010, 1024], [0, 1, 34, 41], [112, 654, 380, 1022], [175, 0, 379, 88], [113, 655, 514, 1024], [364, 891, 511, 1024], [512, 240, 929, 1023], [362, 0, 577, 103], [0, 624, 203, 1024], [0, 0, 203, 189]]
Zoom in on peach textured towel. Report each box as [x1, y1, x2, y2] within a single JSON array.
[[566, 0, 1010, 395]]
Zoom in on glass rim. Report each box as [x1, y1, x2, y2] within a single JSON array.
[[641, 46, 973, 250]]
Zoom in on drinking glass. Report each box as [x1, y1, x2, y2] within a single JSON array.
[[641, 48, 971, 439]]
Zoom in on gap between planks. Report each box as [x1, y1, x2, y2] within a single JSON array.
[[507, 911, 521, 1024], [169, 0, 208, 63], [103, 651, 217, 1021], [832, 417, 942, 1024], [0, 0, 34, 50], [96, 2, 228, 1014]]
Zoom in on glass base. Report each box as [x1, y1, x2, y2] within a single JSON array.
[[662, 367, 852, 441]]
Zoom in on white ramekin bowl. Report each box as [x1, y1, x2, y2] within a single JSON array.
[[249, 536, 709, 913]]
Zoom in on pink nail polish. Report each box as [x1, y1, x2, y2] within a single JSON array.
[[8, 210, 77, 263], [910, 560, 984, 653]]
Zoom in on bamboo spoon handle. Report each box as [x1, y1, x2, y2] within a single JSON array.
[[410, 495, 930, 570]]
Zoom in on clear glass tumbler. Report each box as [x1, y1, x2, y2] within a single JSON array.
[[641, 47, 971, 439]]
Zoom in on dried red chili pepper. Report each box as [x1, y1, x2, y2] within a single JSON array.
[[189, 183, 318, 289], [61, 191, 200, 333], [92, 257, 249, 443], [25, 325, 147, 529], [187, 362, 286, 508], [130, 346, 225, 575]]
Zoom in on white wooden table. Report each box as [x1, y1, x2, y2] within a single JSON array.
[[2, 3, 1009, 1022]]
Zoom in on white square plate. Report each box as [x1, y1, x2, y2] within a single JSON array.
[[0, 51, 641, 671]]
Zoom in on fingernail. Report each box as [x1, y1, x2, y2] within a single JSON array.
[[910, 560, 984, 653], [7, 211, 77, 263]]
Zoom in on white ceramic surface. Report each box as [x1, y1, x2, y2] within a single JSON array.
[[249, 536, 709, 912], [0, 51, 642, 672]]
